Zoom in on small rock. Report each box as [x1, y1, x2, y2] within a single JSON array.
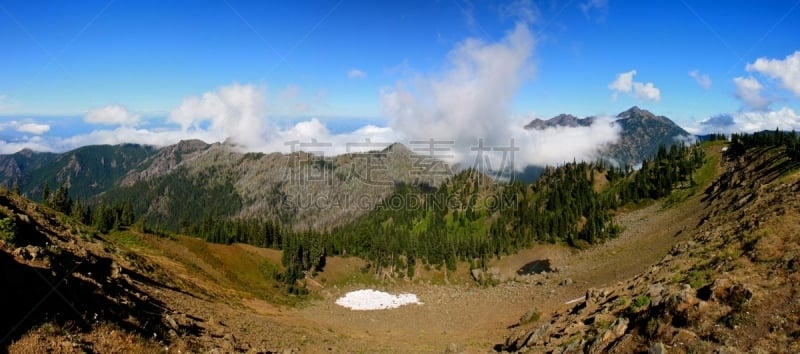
[[648, 342, 667, 354], [12, 247, 28, 259], [519, 309, 540, 325], [165, 315, 179, 330], [648, 283, 665, 306], [672, 328, 698, 345], [561, 278, 574, 286], [585, 288, 601, 303], [610, 317, 629, 338], [524, 324, 550, 347], [444, 342, 463, 353], [25, 245, 43, 260]]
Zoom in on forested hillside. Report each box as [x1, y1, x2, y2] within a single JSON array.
[[151, 142, 709, 289], [0, 144, 157, 200]]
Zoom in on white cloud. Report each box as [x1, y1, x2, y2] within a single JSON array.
[[0, 120, 51, 135], [579, 0, 608, 21], [632, 82, 661, 102], [608, 70, 661, 102], [381, 23, 620, 169], [85, 104, 141, 126], [515, 115, 622, 167], [609, 70, 635, 93], [347, 69, 366, 79], [56, 126, 220, 151], [381, 22, 536, 163], [695, 107, 800, 134], [689, 70, 712, 90], [733, 76, 770, 110], [0, 137, 53, 154], [746, 50, 800, 96], [168, 82, 271, 150], [17, 123, 50, 135]]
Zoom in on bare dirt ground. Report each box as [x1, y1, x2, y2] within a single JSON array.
[[289, 194, 707, 353]]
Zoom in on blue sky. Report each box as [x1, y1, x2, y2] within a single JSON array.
[[1, 0, 800, 158]]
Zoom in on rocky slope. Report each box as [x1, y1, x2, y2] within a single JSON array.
[[498, 145, 800, 353], [0, 188, 172, 350], [0, 188, 314, 353], [100, 140, 445, 231]]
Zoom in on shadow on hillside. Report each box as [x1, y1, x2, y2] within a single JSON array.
[[702, 150, 800, 206], [0, 245, 174, 348], [516, 259, 553, 276]]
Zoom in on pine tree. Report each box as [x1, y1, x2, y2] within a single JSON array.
[[41, 183, 50, 204]]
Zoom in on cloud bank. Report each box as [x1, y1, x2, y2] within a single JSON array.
[[696, 107, 800, 135], [85, 105, 141, 127], [746, 50, 800, 97]]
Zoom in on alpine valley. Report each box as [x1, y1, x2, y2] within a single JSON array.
[[3, 107, 800, 353]]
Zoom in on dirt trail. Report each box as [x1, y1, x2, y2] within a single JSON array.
[[291, 194, 708, 352]]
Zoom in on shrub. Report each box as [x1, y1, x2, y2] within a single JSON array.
[[0, 217, 16, 245], [629, 294, 651, 312]]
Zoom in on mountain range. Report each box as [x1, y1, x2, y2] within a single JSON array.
[[0, 106, 690, 231]]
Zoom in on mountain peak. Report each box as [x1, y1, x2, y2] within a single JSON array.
[[524, 113, 594, 130], [381, 142, 412, 155], [174, 139, 209, 152], [617, 106, 674, 124], [617, 106, 654, 119], [16, 148, 37, 157]]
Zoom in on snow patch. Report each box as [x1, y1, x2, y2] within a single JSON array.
[[335, 289, 422, 310]]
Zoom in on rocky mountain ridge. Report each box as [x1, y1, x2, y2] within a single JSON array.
[[525, 106, 692, 166]]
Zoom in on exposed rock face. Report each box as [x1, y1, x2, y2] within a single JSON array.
[[471, 267, 503, 284], [119, 139, 210, 186], [498, 146, 800, 353]]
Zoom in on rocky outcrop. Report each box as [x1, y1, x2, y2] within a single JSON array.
[[498, 145, 800, 353]]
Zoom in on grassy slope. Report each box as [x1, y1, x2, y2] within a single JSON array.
[[104, 230, 295, 306]]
